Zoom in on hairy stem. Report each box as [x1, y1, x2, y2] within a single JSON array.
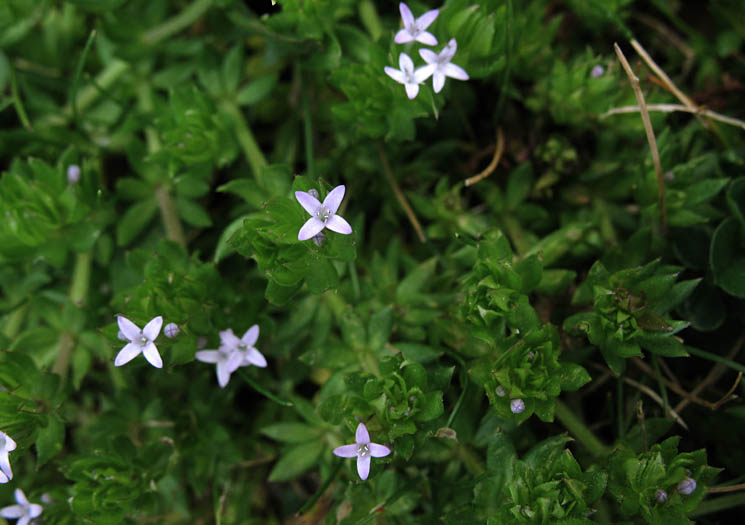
[[52, 252, 92, 377], [221, 101, 268, 184], [141, 0, 213, 45], [555, 400, 611, 458]]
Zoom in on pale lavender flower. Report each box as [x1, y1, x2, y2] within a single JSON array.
[[510, 398, 525, 414], [590, 65, 605, 78], [333, 423, 391, 480], [114, 315, 163, 368], [0, 489, 42, 525], [196, 325, 266, 388], [394, 2, 439, 46], [418, 38, 469, 93], [295, 185, 352, 241], [655, 489, 668, 503], [164, 323, 180, 338], [0, 431, 16, 483], [384, 53, 432, 99], [66, 164, 81, 184], [677, 477, 697, 495]]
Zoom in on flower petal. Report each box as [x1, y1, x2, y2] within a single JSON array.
[[369, 443, 391, 457], [399, 2, 414, 27], [442, 38, 458, 60], [384, 66, 405, 84], [195, 350, 220, 363], [241, 324, 260, 347], [357, 455, 371, 480], [323, 185, 346, 214], [0, 471, 7, 483], [444, 63, 469, 80], [0, 452, 10, 481], [415, 31, 438, 46], [355, 423, 370, 444], [298, 217, 326, 241], [142, 316, 163, 341], [399, 52, 414, 73], [433, 71, 445, 93], [0, 504, 24, 518], [417, 9, 439, 29], [419, 48, 437, 64], [326, 215, 352, 235], [244, 347, 268, 368], [415, 64, 436, 83], [404, 82, 419, 99], [117, 316, 141, 342], [333, 444, 358, 458], [18, 515, 30, 525], [114, 342, 141, 367], [219, 329, 241, 349], [29, 504, 43, 518], [226, 351, 245, 372], [216, 361, 232, 387], [295, 191, 321, 216], [394, 29, 413, 44], [142, 342, 163, 368], [14, 489, 28, 506], [2, 433, 16, 451]]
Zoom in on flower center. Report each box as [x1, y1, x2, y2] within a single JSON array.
[[315, 205, 332, 223], [136, 333, 149, 347], [357, 443, 370, 457]]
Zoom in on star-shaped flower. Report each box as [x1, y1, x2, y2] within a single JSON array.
[[384, 53, 432, 99], [1, 489, 42, 525], [333, 423, 391, 480], [114, 315, 164, 368], [195, 326, 267, 388], [418, 38, 469, 93], [0, 431, 16, 483], [394, 2, 439, 46], [295, 185, 352, 241]]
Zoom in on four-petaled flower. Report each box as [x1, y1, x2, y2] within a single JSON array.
[[295, 185, 352, 241], [394, 2, 439, 46], [114, 316, 164, 368], [384, 53, 432, 99], [196, 325, 267, 388], [333, 423, 391, 480], [0, 489, 42, 525], [419, 38, 469, 93], [0, 431, 16, 483]]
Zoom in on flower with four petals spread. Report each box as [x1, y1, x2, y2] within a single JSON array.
[[196, 325, 267, 388], [0, 431, 16, 483], [295, 185, 352, 241], [384, 53, 433, 99], [419, 38, 469, 93], [114, 315, 164, 368], [394, 2, 439, 46], [0, 489, 42, 525], [333, 423, 391, 480]]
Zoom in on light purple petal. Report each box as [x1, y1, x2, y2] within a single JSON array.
[[114, 342, 141, 367], [323, 185, 346, 214], [17, 515, 30, 525], [394, 29, 414, 44], [0, 505, 24, 518], [216, 361, 232, 387], [357, 455, 371, 480], [415, 64, 436, 83], [142, 316, 163, 341], [142, 342, 163, 368], [355, 423, 370, 444], [325, 215, 352, 235], [0, 452, 11, 481], [298, 217, 326, 241], [219, 329, 241, 349], [244, 347, 267, 368], [417, 9, 439, 29], [419, 48, 438, 64], [433, 71, 445, 93], [14, 489, 28, 506], [399, 2, 414, 27], [29, 504, 42, 518], [399, 53, 414, 73], [242, 324, 260, 347], [195, 350, 220, 363], [226, 351, 245, 372], [117, 316, 141, 341], [442, 38, 458, 59], [444, 63, 469, 80], [369, 443, 391, 457], [404, 82, 419, 99], [385, 66, 405, 84], [295, 191, 321, 216], [415, 31, 438, 46], [333, 444, 358, 458], [2, 434, 15, 451], [0, 471, 7, 483]]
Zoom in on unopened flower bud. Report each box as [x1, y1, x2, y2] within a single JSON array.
[[510, 398, 525, 414], [590, 65, 605, 78], [308, 189, 320, 199], [655, 489, 668, 503], [67, 164, 81, 184], [677, 477, 697, 495], [164, 323, 180, 338], [495, 386, 506, 397]]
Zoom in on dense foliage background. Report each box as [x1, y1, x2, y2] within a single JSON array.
[[1, 0, 745, 523]]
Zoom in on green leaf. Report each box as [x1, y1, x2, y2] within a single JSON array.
[[415, 391, 444, 422], [505, 163, 534, 210], [268, 440, 324, 482], [396, 258, 436, 300], [36, 414, 65, 467], [116, 198, 158, 246], [236, 74, 278, 106], [261, 422, 320, 443], [306, 256, 339, 293], [368, 306, 393, 351], [710, 217, 745, 297], [559, 362, 591, 391], [222, 45, 244, 94], [177, 197, 212, 227], [394, 342, 441, 364], [637, 333, 689, 358]]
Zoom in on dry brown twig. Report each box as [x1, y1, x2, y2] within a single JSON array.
[[613, 43, 668, 233], [465, 127, 505, 186], [600, 103, 745, 131]]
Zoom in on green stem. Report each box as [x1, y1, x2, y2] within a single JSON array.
[[554, 400, 611, 458], [155, 186, 187, 248], [617, 376, 625, 439], [684, 345, 745, 375], [690, 493, 745, 517], [457, 444, 486, 476], [52, 252, 92, 377], [651, 356, 669, 417], [141, 0, 213, 45], [221, 101, 267, 184], [238, 369, 293, 407], [9, 66, 32, 130], [302, 74, 315, 180], [66, 59, 130, 119], [296, 460, 342, 515], [2, 304, 28, 340], [358, 0, 383, 41]]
